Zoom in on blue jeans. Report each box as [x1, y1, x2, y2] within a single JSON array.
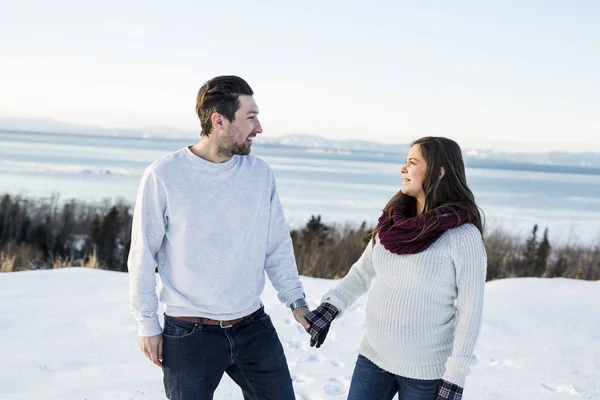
[[162, 307, 295, 400], [348, 355, 441, 400]]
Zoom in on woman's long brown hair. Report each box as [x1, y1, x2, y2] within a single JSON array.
[[372, 137, 484, 244]]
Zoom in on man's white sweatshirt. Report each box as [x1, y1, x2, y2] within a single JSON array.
[[128, 147, 304, 337]]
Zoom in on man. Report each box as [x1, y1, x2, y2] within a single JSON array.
[[128, 75, 310, 400]]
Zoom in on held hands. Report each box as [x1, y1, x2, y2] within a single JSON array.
[[293, 305, 311, 329], [138, 334, 163, 368], [435, 380, 463, 400], [304, 302, 339, 348]]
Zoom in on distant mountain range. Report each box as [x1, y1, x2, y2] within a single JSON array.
[[256, 134, 600, 169], [2, 116, 600, 169], [0, 116, 192, 139]]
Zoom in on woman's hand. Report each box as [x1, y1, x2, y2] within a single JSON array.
[[435, 380, 463, 400], [304, 302, 339, 348]]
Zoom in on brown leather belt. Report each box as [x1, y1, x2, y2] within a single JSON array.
[[171, 315, 246, 328]]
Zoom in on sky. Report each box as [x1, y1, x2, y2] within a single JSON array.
[[1, 0, 599, 152]]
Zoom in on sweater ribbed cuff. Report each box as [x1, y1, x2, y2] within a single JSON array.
[[321, 292, 347, 319], [137, 317, 162, 337], [442, 367, 468, 388]]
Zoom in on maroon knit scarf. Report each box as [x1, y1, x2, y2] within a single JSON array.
[[376, 206, 472, 255]]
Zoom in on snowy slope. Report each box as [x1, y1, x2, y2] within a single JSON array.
[[0, 269, 598, 400]]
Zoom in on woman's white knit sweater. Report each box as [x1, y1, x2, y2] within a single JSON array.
[[323, 223, 487, 388]]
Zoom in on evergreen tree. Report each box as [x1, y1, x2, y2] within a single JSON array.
[[99, 206, 121, 270], [305, 215, 330, 247], [534, 228, 551, 276], [522, 224, 538, 276]]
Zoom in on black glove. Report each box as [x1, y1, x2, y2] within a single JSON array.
[[435, 380, 463, 400], [304, 302, 339, 348]]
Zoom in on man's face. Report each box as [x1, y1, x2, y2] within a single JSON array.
[[217, 95, 262, 157]]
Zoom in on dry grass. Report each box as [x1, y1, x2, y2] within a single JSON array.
[[1, 207, 598, 281], [0, 243, 107, 272], [483, 227, 521, 280], [0, 242, 43, 272], [291, 221, 600, 282], [51, 256, 72, 269], [82, 249, 103, 269], [0, 252, 16, 273], [292, 221, 372, 279]]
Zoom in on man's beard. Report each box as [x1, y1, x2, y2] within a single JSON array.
[[217, 139, 251, 157], [217, 128, 252, 157]]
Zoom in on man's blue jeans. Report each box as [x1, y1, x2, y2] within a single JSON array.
[[348, 355, 441, 400], [162, 307, 295, 400]]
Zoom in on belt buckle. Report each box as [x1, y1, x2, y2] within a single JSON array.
[[220, 320, 233, 329]]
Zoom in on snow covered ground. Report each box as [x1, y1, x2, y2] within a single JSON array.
[[0, 269, 599, 400]]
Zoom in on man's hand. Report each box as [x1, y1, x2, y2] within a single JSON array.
[[138, 334, 163, 368], [293, 306, 311, 329]]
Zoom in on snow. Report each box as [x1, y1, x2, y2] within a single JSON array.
[[1, 269, 599, 399]]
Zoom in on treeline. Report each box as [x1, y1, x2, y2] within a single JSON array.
[[291, 216, 600, 281], [1, 193, 598, 281], [0, 194, 131, 272]]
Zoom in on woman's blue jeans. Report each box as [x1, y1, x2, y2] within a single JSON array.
[[347, 354, 441, 400]]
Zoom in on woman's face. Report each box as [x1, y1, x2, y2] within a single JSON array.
[[400, 144, 427, 201]]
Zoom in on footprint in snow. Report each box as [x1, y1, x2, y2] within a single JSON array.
[[323, 378, 348, 396], [292, 374, 316, 385], [488, 358, 523, 369], [306, 354, 326, 364], [541, 383, 580, 395], [285, 340, 303, 350]]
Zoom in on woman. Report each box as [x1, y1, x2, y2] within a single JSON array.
[[305, 137, 487, 400]]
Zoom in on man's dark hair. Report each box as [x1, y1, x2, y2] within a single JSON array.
[[195, 75, 254, 137]]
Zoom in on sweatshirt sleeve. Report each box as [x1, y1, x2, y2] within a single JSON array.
[[127, 168, 168, 337], [443, 225, 487, 387], [322, 241, 376, 318], [264, 173, 305, 307]]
